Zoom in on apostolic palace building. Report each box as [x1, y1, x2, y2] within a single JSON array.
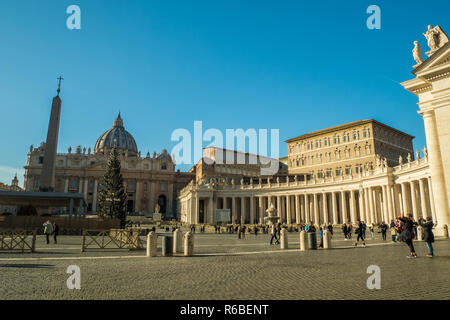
[[17, 25, 450, 235], [178, 25, 450, 236]]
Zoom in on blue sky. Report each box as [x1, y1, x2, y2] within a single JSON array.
[[0, 0, 448, 186]]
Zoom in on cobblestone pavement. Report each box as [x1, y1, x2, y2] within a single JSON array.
[[1, 230, 449, 300]]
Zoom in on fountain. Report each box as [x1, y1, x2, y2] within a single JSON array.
[[264, 202, 280, 225]]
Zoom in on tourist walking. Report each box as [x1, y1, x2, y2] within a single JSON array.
[[380, 222, 388, 241], [342, 223, 348, 240], [238, 225, 242, 239], [43, 220, 53, 245], [319, 228, 324, 248], [270, 224, 278, 245], [254, 226, 258, 236], [370, 224, 375, 239], [399, 214, 418, 258], [52, 222, 59, 244], [242, 225, 246, 239], [418, 217, 435, 257], [354, 219, 366, 247], [390, 225, 397, 242], [346, 222, 353, 240]]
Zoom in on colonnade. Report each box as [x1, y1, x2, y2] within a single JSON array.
[[185, 177, 436, 226]]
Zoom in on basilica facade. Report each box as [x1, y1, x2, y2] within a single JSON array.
[[24, 113, 194, 218]]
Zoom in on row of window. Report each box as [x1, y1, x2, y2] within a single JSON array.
[[289, 144, 372, 167], [289, 128, 371, 154], [313, 162, 374, 178]]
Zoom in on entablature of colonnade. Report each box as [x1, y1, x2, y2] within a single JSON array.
[[180, 153, 430, 198]]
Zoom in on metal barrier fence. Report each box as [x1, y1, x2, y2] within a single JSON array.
[[81, 229, 143, 252], [0, 229, 37, 252]]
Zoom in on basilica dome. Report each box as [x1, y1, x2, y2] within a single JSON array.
[[94, 113, 138, 156]]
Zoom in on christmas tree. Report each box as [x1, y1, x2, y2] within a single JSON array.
[[97, 147, 127, 228]]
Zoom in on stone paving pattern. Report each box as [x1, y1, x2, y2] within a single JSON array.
[[1, 229, 449, 300]]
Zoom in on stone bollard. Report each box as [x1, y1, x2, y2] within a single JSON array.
[[173, 229, 183, 253], [443, 224, 449, 238], [323, 229, 331, 249], [280, 228, 288, 249], [307, 232, 317, 250], [161, 236, 173, 256], [146, 231, 158, 257], [299, 230, 307, 251], [184, 231, 194, 256], [417, 225, 424, 241]]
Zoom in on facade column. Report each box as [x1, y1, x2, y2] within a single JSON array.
[[364, 188, 370, 223], [427, 177, 437, 224], [64, 177, 69, 193], [78, 178, 83, 194], [149, 181, 155, 214], [401, 183, 408, 215], [341, 191, 348, 223], [358, 189, 366, 222], [350, 190, 357, 223], [382, 185, 389, 223], [258, 196, 264, 224], [232, 197, 237, 224], [332, 192, 338, 224], [135, 180, 141, 212], [295, 194, 300, 224], [313, 193, 319, 225], [387, 185, 394, 222], [250, 196, 255, 224], [368, 187, 374, 224], [92, 179, 98, 213], [83, 178, 88, 204], [286, 195, 291, 224], [323, 193, 328, 224], [241, 197, 246, 224], [421, 111, 450, 228], [418, 179, 428, 218], [305, 194, 310, 223], [300, 195, 305, 223], [276, 195, 281, 219], [209, 196, 214, 224], [410, 181, 419, 220]]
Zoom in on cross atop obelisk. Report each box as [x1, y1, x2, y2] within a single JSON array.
[[57, 76, 64, 96]]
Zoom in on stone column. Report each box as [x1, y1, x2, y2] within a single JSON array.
[[277, 195, 281, 220], [421, 111, 450, 228], [295, 194, 300, 224], [419, 178, 428, 218], [332, 192, 338, 224], [168, 183, 174, 217], [410, 181, 419, 221], [382, 185, 389, 223], [314, 193, 319, 225], [209, 196, 214, 224], [350, 190, 357, 223], [322, 193, 328, 224], [401, 183, 408, 215], [387, 185, 394, 222], [258, 196, 264, 224], [135, 180, 141, 212], [305, 194, 310, 223], [358, 190, 366, 222], [241, 197, 246, 224], [427, 177, 438, 224], [250, 196, 255, 224], [64, 177, 69, 193], [286, 195, 291, 224], [341, 191, 348, 223], [78, 178, 83, 194], [300, 195, 305, 223], [92, 179, 98, 213], [364, 188, 370, 223], [149, 181, 155, 214], [368, 187, 374, 224], [232, 196, 236, 224]]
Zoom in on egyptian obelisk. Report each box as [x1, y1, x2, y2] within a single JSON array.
[[40, 77, 63, 191]]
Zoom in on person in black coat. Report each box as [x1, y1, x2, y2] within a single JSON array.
[[52, 223, 59, 244], [399, 214, 418, 258], [418, 217, 435, 257]]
